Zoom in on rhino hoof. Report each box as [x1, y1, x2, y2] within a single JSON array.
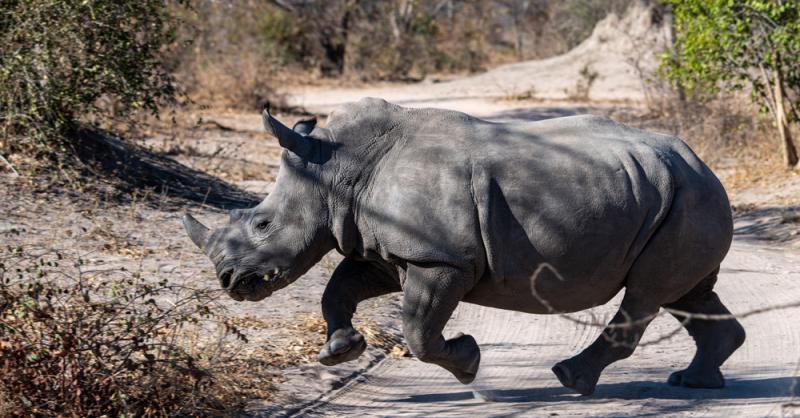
[[552, 358, 599, 396], [448, 334, 481, 384], [667, 368, 725, 388], [319, 327, 367, 366]]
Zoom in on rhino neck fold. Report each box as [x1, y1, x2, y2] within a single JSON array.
[[322, 118, 407, 261]]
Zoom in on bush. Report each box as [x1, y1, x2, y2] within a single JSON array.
[[0, 244, 255, 416], [0, 0, 182, 168], [661, 0, 800, 168]]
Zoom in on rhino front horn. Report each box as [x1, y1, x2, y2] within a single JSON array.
[[182, 213, 210, 250], [261, 102, 313, 159]]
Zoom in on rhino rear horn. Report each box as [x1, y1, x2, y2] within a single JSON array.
[[262, 103, 313, 158], [182, 213, 210, 250]]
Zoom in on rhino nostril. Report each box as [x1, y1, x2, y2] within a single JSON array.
[[219, 269, 234, 289]]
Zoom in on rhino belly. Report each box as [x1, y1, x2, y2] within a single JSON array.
[[463, 257, 629, 314]]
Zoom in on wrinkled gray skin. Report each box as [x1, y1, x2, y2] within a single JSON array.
[[183, 98, 745, 395]]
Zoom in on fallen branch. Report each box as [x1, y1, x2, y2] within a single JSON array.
[[0, 154, 19, 177]]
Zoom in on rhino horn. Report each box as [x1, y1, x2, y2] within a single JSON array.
[[262, 103, 313, 158], [182, 213, 210, 250]]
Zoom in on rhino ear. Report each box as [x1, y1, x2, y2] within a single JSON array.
[[261, 103, 313, 158], [182, 213, 210, 250], [292, 117, 317, 135]]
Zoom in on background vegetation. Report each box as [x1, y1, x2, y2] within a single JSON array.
[[1, 0, 634, 175], [3, 0, 799, 174], [662, 0, 800, 168], [173, 0, 633, 108]]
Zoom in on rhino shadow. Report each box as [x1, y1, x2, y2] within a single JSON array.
[[395, 376, 798, 403]]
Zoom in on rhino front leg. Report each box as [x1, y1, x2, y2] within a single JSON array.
[[402, 264, 480, 384], [319, 258, 400, 366]]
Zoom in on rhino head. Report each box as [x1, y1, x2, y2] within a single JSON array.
[[183, 105, 336, 301]]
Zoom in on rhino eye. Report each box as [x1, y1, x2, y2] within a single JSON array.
[[255, 220, 271, 231]]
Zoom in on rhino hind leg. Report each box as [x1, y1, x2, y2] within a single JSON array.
[[555, 184, 736, 394], [552, 294, 660, 395], [663, 270, 745, 389]]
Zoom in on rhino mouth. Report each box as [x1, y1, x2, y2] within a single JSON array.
[[227, 267, 292, 302], [262, 266, 294, 292]]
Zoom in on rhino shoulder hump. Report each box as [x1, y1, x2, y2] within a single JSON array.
[[357, 97, 390, 107]]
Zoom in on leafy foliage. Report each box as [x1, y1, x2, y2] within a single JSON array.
[[0, 0, 182, 166], [663, 0, 800, 103], [258, 6, 307, 66], [662, 0, 800, 166]]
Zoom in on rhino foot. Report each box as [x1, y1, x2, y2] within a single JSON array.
[[319, 327, 367, 366], [442, 333, 481, 384], [552, 357, 600, 396], [667, 368, 725, 388]]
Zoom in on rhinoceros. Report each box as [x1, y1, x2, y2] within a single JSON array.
[[183, 98, 744, 395]]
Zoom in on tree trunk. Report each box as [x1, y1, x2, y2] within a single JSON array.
[[665, 6, 685, 102], [773, 69, 799, 168]]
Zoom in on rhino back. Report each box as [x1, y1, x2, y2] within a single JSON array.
[[337, 102, 727, 312]]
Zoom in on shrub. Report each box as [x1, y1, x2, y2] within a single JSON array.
[[0, 243, 255, 417], [0, 0, 183, 169], [257, 7, 306, 66]]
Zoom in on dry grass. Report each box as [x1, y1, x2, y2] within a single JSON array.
[[86, 219, 154, 258], [0, 390, 14, 418], [228, 313, 404, 367], [617, 91, 795, 194], [501, 88, 538, 102], [181, 52, 286, 112]]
